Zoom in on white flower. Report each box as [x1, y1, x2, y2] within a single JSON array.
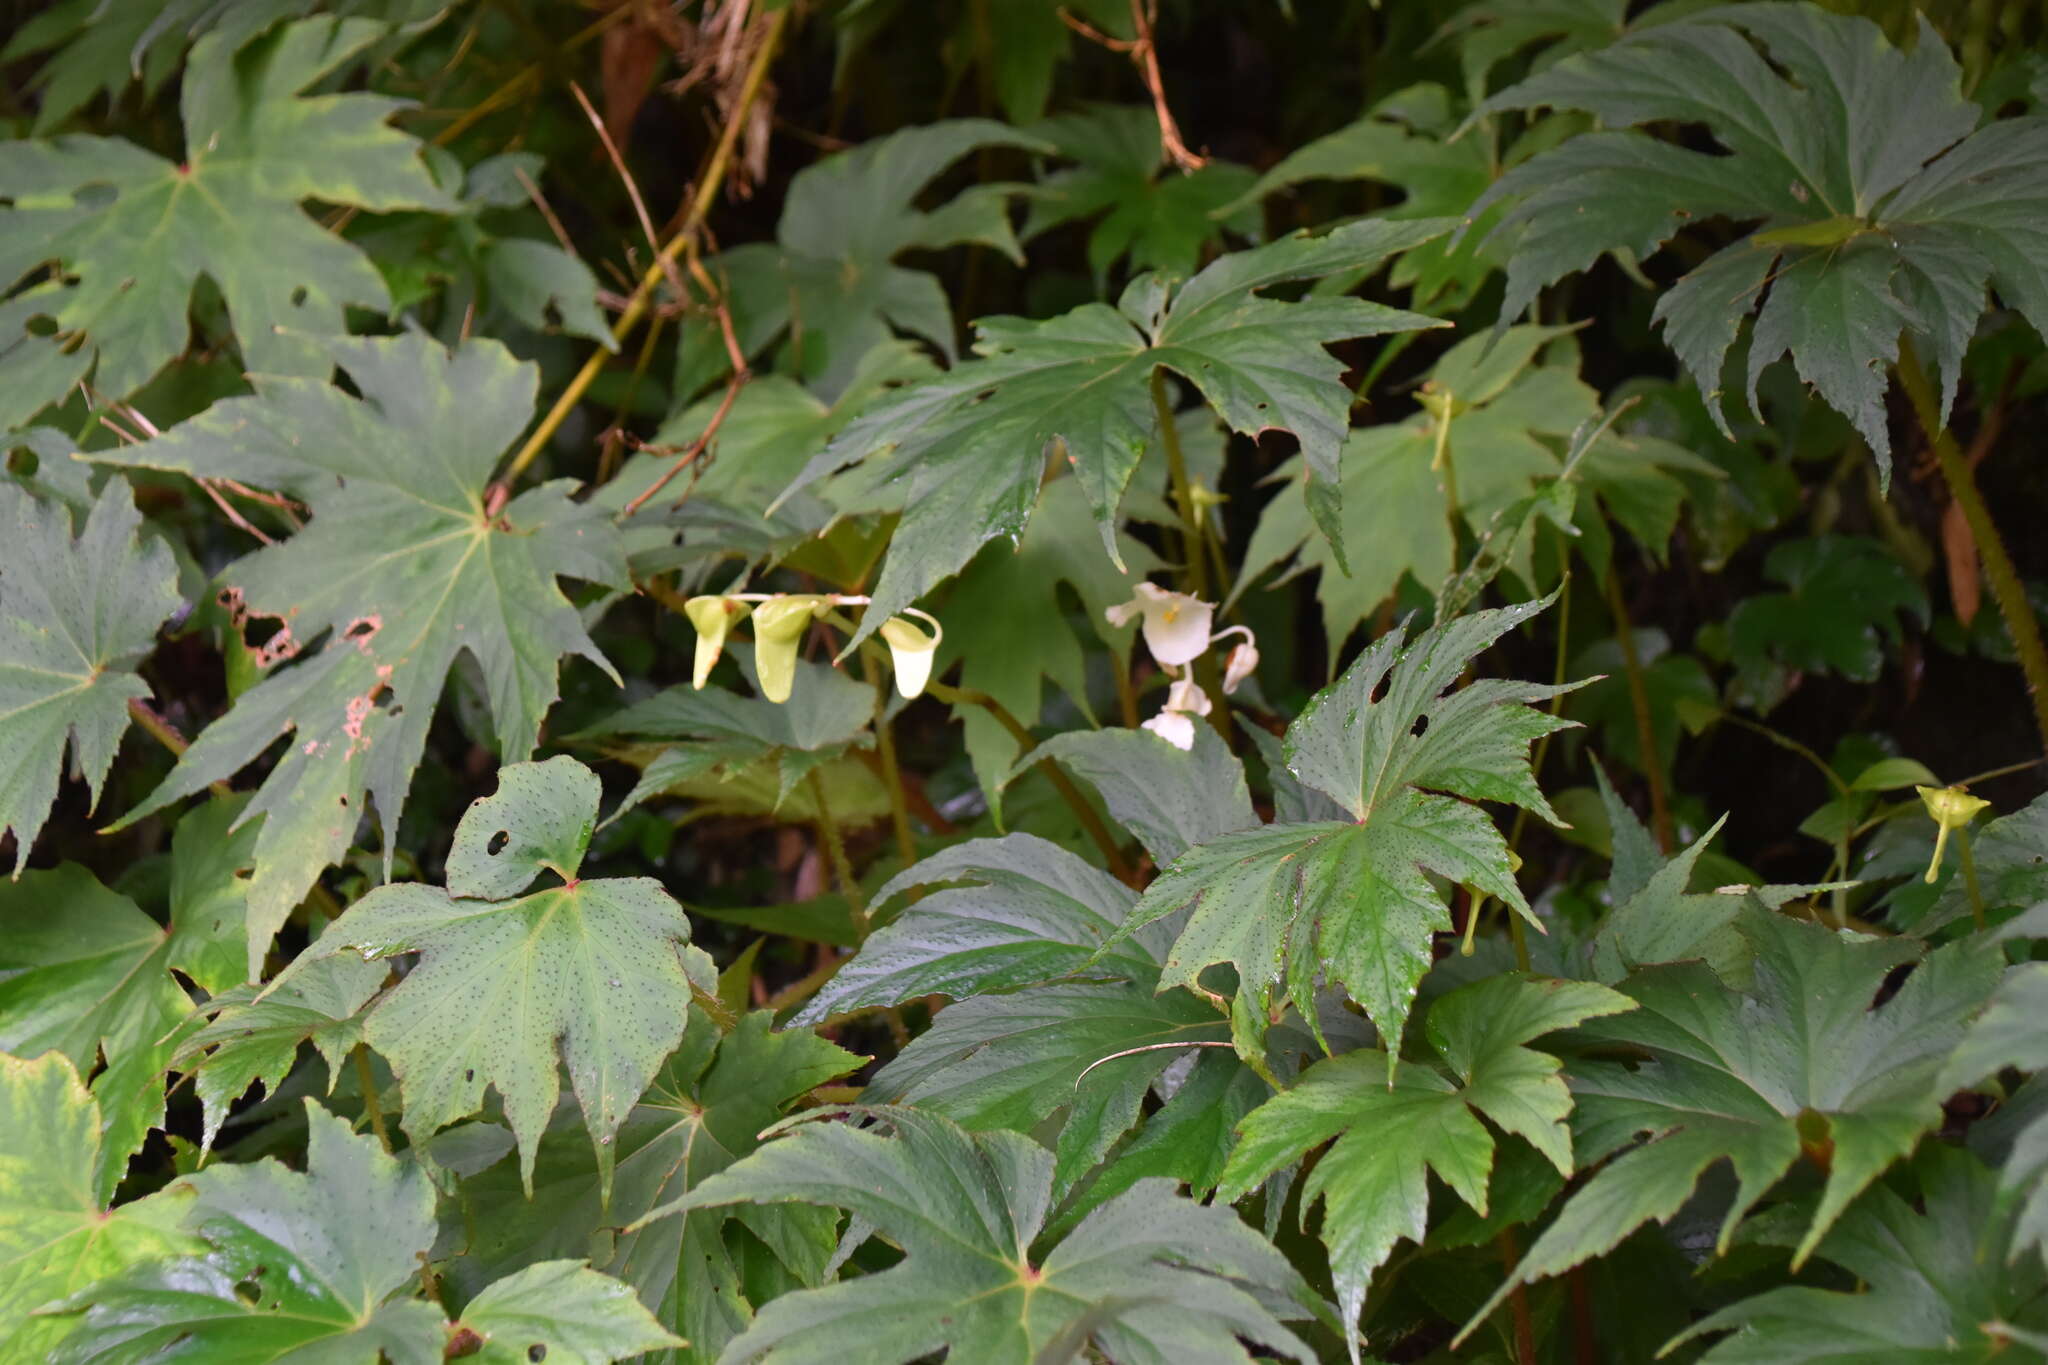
[[1105, 582, 1214, 667], [1141, 676, 1213, 751], [683, 596, 751, 690], [751, 595, 829, 704], [878, 610, 942, 700], [1221, 636, 1259, 693]]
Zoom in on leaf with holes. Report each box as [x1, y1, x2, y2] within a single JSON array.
[[636, 1106, 1322, 1364], [1471, 4, 2048, 476], [0, 481, 180, 874], [1464, 903, 2003, 1341], [93, 333, 627, 978], [290, 757, 710, 1191], [0, 16, 454, 429], [1216, 974, 1633, 1357], [1099, 598, 1581, 1069], [780, 217, 1451, 646], [456, 1011, 863, 1365]]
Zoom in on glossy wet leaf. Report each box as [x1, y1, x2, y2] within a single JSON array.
[[293, 758, 706, 1190], [0, 481, 180, 874], [1101, 598, 1580, 1068], [1216, 974, 1633, 1356], [95, 334, 627, 977], [783, 217, 1451, 646], [0, 17, 453, 427], [1467, 904, 2003, 1337], [639, 1107, 1320, 1364]]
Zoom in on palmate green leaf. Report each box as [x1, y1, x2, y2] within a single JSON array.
[[1221, 83, 1500, 308], [1569, 631, 1716, 784], [0, 0, 446, 135], [0, 16, 454, 429], [1939, 962, 2048, 1263], [1465, 904, 2004, 1340], [678, 120, 1046, 399], [0, 481, 180, 873], [782, 217, 1452, 647], [1102, 597, 1581, 1069], [1021, 105, 1259, 279], [1471, 4, 2048, 475], [1724, 536, 1927, 710], [1215, 975, 1634, 1359], [578, 657, 875, 823], [0, 799, 257, 1200], [94, 333, 627, 976], [0, 1051, 198, 1361], [47, 1101, 679, 1364], [456, 1012, 862, 1365], [1236, 326, 1716, 655], [174, 951, 387, 1152], [292, 758, 709, 1191], [1668, 1147, 2048, 1362], [639, 1107, 1320, 1365]]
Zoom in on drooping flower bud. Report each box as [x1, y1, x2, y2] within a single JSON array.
[[879, 611, 942, 700], [1105, 582, 1214, 668], [1222, 636, 1260, 694], [1915, 784, 1991, 884], [751, 595, 829, 704], [683, 596, 751, 690]]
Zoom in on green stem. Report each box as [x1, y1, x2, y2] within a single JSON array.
[[1603, 565, 1674, 853], [1503, 565, 1571, 972], [1957, 828, 1987, 931], [1712, 710, 1851, 925], [927, 681, 1134, 883], [353, 1045, 391, 1153], [807, 769, 868, 935], [1897, 334, 2048, 757], [1151, 369, 1210, 602]]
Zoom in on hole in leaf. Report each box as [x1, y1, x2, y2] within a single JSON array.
[[1411, 715, 1428, 738], [528, 1346, 548, 1362], [487, 830, 510, 855], [289, 286, 307, 307], [465, 1068, 475, 1082]]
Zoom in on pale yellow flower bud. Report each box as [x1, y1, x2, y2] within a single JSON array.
[[683, 596, 751, 690]]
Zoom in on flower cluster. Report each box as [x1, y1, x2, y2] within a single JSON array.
[[682, 593, 942, 703], [1104, 582, 1258, 749]]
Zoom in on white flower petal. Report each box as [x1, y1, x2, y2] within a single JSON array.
[[1142, 709, 1197, 750], [1108, 581, 1215, 667]]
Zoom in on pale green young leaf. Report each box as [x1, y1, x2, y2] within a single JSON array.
[[639, 1107, 1319, 1365], [292, 758, 702, 1191], [0, 1051, 198, 1361], [93, 334, 627, 977], [1103, 598, 1580, 1068], [0, 17, 454, 427], [1214, 975, 1632, 1354], [1473, 4, 2047, 475], [1465, 905, 2003, 1341], [783, 217, 1451, 646], [455, 1012, 862, 1365], [455, 1260, 683, 1365], [0, 481, 179, 873]]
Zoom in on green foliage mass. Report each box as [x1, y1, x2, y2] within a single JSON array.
[[4, 2, 2047, 1362]]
